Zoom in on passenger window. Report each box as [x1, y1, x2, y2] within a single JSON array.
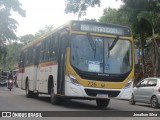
[[147, 79, 157, 87], [24, 50, 28, 66], [19, 52, 25, 67], [44, 38, 50, 61], [49, 34, 58, 60], [40, 41, 46, 62], [139, 80, 148, 87]]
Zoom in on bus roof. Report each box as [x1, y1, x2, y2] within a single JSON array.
[[21, 20, 131, 51]]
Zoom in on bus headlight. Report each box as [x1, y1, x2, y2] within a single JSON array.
[[123, 78, 134, 89], [68, 72, 80, 85]]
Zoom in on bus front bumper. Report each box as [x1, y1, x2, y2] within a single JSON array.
[[65, 76, 121, 99]]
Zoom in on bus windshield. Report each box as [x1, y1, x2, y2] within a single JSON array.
[[71, 34, 132, 74]]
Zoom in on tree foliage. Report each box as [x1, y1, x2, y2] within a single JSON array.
[[121, 0, 160, 77], [99, 8, 130, 27], [0, 0, 25, 62], [65, 0, 100, 18], [0, 42, 22, 70], [0, 24, 54, 70], [0, 0, 25, 41], [34, 25, 54, 38], [19, 34, 35, 45]]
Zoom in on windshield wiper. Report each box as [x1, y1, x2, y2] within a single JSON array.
[[109, 36, 119, 51], [87, 33, 96, 58]]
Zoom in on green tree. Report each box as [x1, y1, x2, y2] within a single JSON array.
[[0, 0, 25, 61], [122, 0, 160, 77], [99, 7, 130, 26], [34, 25, 54, 38], [137, 12, 160, 76], [0, 42, 22, 70], [19, 25, 54, 45], [65, 0, 100, 18], [0, 24, 54, 70], [0, 0, 25, 41], [19, 34, 35, 45]]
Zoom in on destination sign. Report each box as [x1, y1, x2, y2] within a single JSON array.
[[81, 24, 124, 35], [72, 21, 131, 36]]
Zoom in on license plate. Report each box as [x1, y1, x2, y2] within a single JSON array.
[[96, 94, 108, 99]]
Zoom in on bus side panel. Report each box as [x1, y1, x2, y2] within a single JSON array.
[[24, 66, 36, 91], [37, 64, 45, 93], [37, 63, 58, 94]]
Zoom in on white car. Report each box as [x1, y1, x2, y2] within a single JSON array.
[[0, 76, 8, 86], [129, 77, 160, 108]]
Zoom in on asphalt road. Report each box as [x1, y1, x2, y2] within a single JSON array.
[[0, 86, 159, 120]]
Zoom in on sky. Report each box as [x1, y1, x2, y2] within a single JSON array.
[[13, 0, 123, 37]]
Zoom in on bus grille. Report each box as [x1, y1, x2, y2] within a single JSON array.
[[84, 89, 120, 97]]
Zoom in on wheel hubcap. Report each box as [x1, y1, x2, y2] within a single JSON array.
[[151, 98, 156, 107]]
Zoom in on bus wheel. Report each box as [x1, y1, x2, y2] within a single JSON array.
[[26, 81, 33, 98], [96, 99, 110, 108], [50, 84, 61, 105]]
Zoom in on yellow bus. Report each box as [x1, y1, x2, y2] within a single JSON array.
[[17, 20, 134, 108]]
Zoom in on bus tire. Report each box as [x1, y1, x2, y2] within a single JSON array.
[[26, 81, 34, 98], [50, 84, 61, 105], [33, 93, 39, 98], [96, 99, 110, 108]]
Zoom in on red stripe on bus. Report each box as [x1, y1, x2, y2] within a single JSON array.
[[18, 68, 25, 73], [40, 62, 57, 67]]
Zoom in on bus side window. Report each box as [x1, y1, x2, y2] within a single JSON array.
[[31, 47, 35, 64], [28, 47, 33, 65], [19, 52, 25, 68], [49, 34, 58, 61], [40, 41, 46, 62], [27, 49, 30, 66], [32, 47, 36, 65], [32, 47, 36, 64], [44, 38, 50, 61], [24, 51, 28, 66], [34, 44, 41, 65]]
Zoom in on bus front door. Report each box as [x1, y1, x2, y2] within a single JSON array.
[[57, 35, 68, 95]]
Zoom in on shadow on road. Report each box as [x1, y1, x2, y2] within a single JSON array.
[[133, 103, 154, 109], [32, 95, 115, 111]]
